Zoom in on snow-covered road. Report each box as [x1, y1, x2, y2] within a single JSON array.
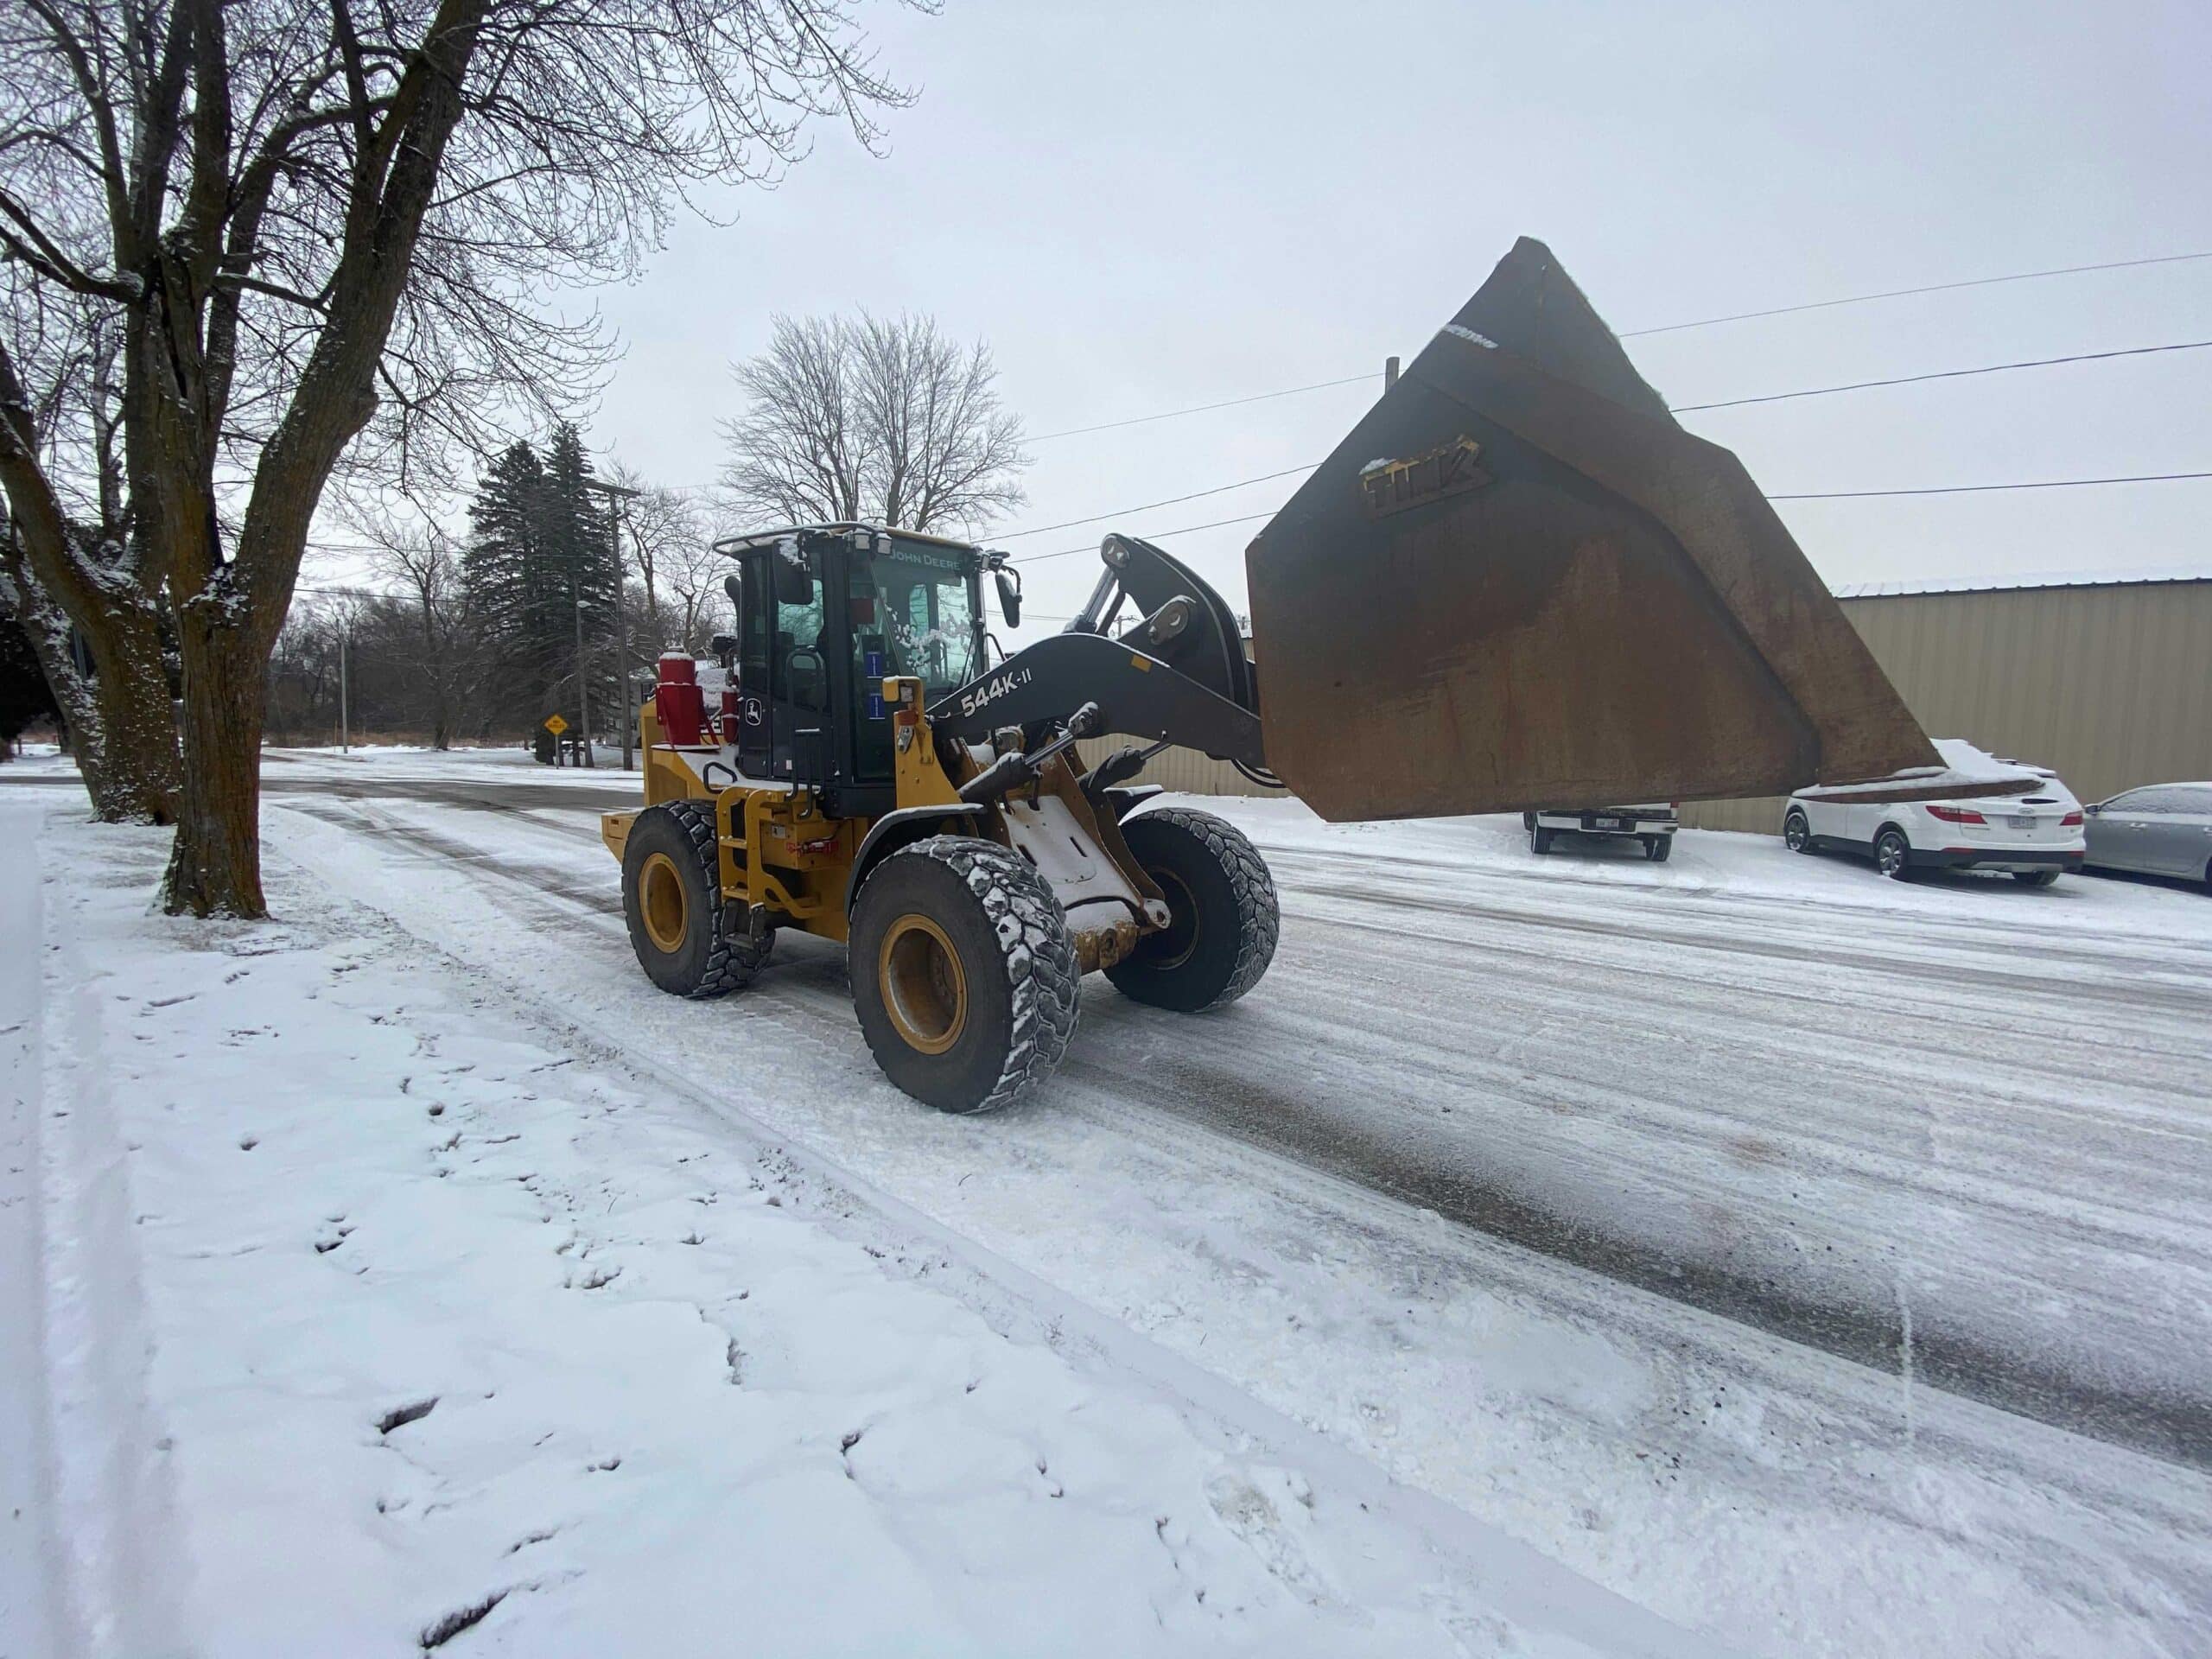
[[9, 747, 2210, 1656]]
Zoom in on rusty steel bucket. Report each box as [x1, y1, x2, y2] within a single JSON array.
[[1244, 238, 1954, 823]]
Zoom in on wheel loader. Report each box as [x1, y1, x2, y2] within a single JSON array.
[[601, 238, 2026, 1112]]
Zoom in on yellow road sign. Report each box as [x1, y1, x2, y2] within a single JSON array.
[[543, 713, 569, 736]]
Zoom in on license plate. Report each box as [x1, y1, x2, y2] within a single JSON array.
[[2008, 814, 2035, 830], [1593, 817, 1623, 830]]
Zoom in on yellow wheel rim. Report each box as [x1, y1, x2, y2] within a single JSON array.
[[639, 852, 689, 953], [879, 913, 967, 1055]]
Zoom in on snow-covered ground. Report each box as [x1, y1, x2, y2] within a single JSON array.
[[3, 794, 1707, 1659], [7, 749, 2211, 1656]]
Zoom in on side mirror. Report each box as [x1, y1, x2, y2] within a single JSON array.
[[774, 545, 815, 607], [2084, 802, 2103, 817], [994, 566, 1022, 628]]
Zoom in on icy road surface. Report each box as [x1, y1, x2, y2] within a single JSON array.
[[9, 746, 2211, 1656]]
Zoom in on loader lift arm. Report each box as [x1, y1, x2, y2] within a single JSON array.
[[928, 532, 1268, 776]]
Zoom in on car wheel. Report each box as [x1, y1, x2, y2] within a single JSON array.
[[2012, 869, 2061, 888], [1522, 811, 1536, 831], [1643, 835, 1672, 862], [1783, 810, 1812, 854], [1529, 823, 1554, 855], [1875, 828, 1914, 881]]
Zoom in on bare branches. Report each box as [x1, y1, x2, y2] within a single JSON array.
[[719, 310, 1028, 536]]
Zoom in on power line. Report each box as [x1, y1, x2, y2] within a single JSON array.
[[995, 462, 1321, 539], [1001, 334, 2212, 550], [1014, 468, 2212, 565], [1015, 509, 1282, 563], [1027, 374, 1376, 443], [1008, 250, 2210, 451], [1674, 339, 2212, 415], [1621, 251, 2212, 340], [1768, 470, 2212, 501]]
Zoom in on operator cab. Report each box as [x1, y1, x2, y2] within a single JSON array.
[[715, 523, 1020, 817]]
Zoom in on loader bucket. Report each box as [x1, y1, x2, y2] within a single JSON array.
[[1244, 238, 1948, 823]]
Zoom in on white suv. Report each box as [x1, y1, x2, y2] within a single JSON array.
[[1782, 741, 2085, 886]]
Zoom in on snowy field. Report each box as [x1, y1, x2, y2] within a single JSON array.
[[5, 747, 2210, 1656]]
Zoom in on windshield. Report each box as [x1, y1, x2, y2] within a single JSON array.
[[852, 543, 982, 694]]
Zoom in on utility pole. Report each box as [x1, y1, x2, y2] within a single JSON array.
[[583, 479, 642, 771], [573, 575, 590, 766]]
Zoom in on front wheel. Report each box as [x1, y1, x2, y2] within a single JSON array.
[[1106, 808, 1278, 1012], [1783, 810, 1812, 854], [849, 836, 1079, 1113]]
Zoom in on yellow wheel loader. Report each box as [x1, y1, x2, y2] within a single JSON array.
[[602, 238, 2024, 1112]]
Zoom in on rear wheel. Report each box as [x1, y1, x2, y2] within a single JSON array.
[[1529, 823, 1554, 855], [622, 800, 772, 997], [2012, 869, 2062, 887], [850, 836, 1078, 1113], [1875, 827, 1915, 881], [1106, 808, 1278, 1012], [1783, 810, 1812, 854], [1643, 835, 1672, 862]]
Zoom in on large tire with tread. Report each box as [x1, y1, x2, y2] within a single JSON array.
[[623, 800, 772, 997], [1783, 810, 1813, 854], [1106, 808, 1278, 1013], [1529, 823, 1554, 855], [1643, 835, 1672, 863], [850, 836, 1079, 1113]]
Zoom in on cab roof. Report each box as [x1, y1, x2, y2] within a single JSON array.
[[712, 522, 983, 557]]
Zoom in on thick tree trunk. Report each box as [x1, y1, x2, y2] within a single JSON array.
[[161, 612, 266, 917], [84, 601, 182, 823], [0, 556, 179, 822]]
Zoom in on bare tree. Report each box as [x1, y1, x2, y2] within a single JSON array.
[[607, 462, 706, 650], [352, 509, 476, 748], [720, 310, 1027, 535], [0, 277, 180, 818], [1, 0, 914, 916]]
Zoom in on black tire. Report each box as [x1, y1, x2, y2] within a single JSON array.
[[1783, 810, 1813, 854], [1530, 823, 1554, 855], [2012, 869, 2062, 888], [1105, 808, 1278, 1013], [622, 800, 772, 998], [849, 836, 1078, 1113], [1522, 811, 1537, 831], [1644, 835, 1672, 862], [1875, 827, 1915, 882]]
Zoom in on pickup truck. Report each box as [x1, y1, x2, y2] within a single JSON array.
[[1523, 804, 1679, 862]]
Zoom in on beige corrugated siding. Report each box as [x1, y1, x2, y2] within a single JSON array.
[[1090, 579, 2212, 836], [1681, 579, 2212, 833]]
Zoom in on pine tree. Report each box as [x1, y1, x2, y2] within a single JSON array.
[[461, 427, 620, 736], [540, 423, 620, 733], [463, 441, 549, 729]]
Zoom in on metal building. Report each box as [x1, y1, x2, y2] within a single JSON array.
[[1681, 568, 2212, 833], [1092, 568, 2212, 836]]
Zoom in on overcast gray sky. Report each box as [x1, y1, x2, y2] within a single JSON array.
[[494, 1, 2211, 635]]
